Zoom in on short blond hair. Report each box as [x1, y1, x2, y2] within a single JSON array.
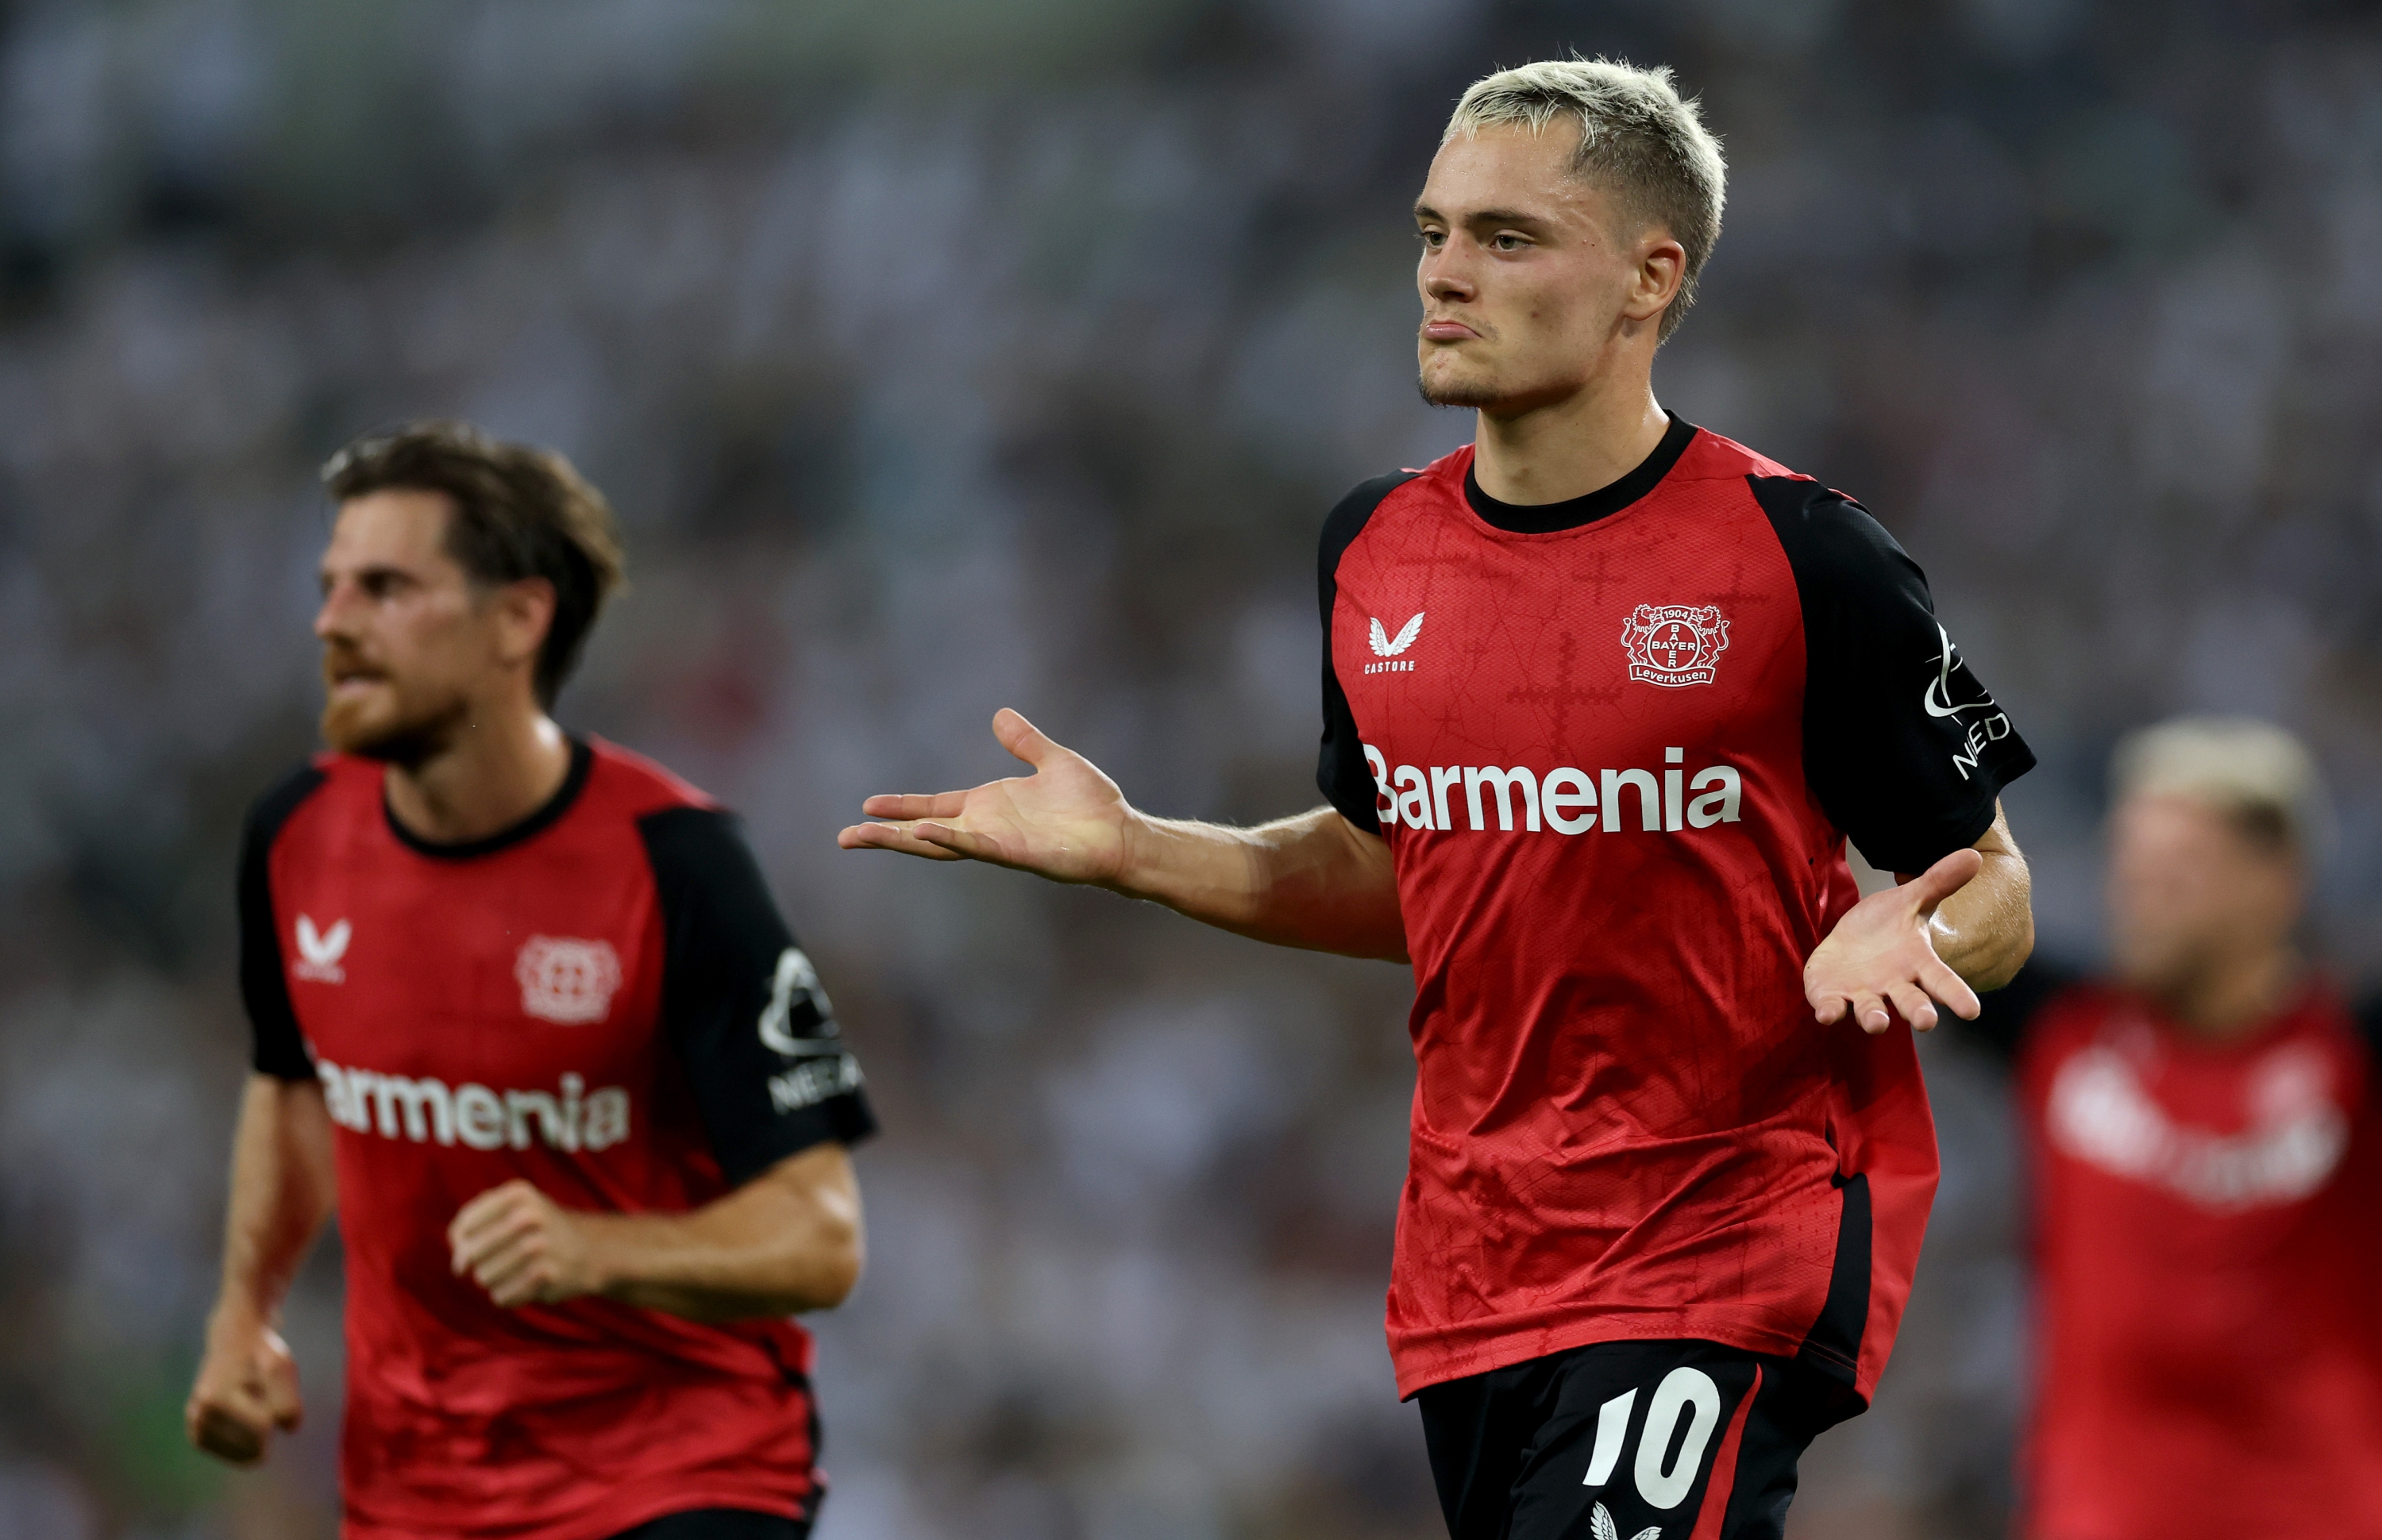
[[2113, 716, 2330, 856], [1443, 58, 1726, 342]]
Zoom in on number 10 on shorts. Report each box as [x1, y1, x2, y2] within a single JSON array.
[[1583, 1366, 1725, 1509]]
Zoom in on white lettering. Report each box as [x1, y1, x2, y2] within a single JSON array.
[[1541, 768, 1598, 834], [1464, 766, 1540, 832], [769, 1053, 866, 1114], [506, 1088, 565, 1150], [1363, 744, 1393, 823], [455, 1084, 506, 1149], [1688, 765, 1743, 827], [582, 1087, 631, 1150], [1602, 768, 1660, 833], [1352, 745, 1748, 840], [1430, 765, 1462, 831], [1393, 764, 1434, 830]]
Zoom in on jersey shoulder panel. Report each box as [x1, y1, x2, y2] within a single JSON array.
[[1316, 462, 1446, 830], [1669, 425, 1799, 483], [636, 804, 876, 1184], [585, 737, 722, 818], [240, 760, 335, 1080]]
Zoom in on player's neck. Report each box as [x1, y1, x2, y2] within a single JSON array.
[[1469, 372, 1669, 507], [383, 706, 574, 847]]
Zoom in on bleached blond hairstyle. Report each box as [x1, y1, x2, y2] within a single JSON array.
[[1443, 58, 1726, 342], [2113, 716, 2331, 856]]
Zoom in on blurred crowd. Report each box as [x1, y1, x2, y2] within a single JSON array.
[[2, 1, 2380, 1536]]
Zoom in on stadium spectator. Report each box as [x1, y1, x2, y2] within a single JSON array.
[[183, 424, 876, 1540], [1968, 717, 2382, 1539]]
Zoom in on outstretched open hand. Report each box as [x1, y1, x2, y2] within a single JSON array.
[[837, 709, 1134, 887], [1805, 845, 1985, 1034]]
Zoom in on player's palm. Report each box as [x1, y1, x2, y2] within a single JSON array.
[[1805, 846, 1984, 1035], [839, 709, 1131, 886]]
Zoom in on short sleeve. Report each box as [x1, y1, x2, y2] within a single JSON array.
[[241, 765, 327, 1080], [638, 807, 877, 1187], [1316, 472, 1414, 831], [1752, 476, 2037, 874]]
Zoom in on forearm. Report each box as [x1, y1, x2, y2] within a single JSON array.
[[1919, 808, 2033, 991], [581, 1145, 862, 1322], [1116, 806, 1406, 961], [213, 1074, 336, 1325]]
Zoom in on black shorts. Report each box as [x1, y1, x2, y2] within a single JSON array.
[[1417, 1339, 1841, 1540]]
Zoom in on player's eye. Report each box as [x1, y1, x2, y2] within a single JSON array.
[[1492, 233, 1527, 252], [1418, 229, 1445, 248]]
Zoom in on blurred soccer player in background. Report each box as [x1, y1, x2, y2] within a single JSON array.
[[843, 59, 2036, 1540], [1965, 718, 2382, 1539], [183, 424, 876, 1540]]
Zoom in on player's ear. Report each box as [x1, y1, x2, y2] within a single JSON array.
[[1624, 230, 1686, 324], [489, 576, 557, 671]]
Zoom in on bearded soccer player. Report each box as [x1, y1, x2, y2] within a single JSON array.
[[1965, 719, 2382, 1540], [842, 60, 2035, 1539], [184, 423, 876, 1540]]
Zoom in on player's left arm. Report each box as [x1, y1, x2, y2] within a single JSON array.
[[1754, 477, 2039, 1036], [1804, 802, 2033, 1036], [450, 803, 877, 1321], [448, 1142, 861, 1320]]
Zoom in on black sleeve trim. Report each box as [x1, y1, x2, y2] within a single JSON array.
[[1963, 956, 2083, 1066], [1316, 472, 1416, 833], [639, 807, 877, 1187], [1752, 476, 2036, 873], [241, 764, 329, 1080]]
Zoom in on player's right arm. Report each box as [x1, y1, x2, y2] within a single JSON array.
[[838, 707, 1407, 962], [187, 1071, 335, 1466]]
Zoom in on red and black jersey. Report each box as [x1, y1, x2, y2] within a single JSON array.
[[1987, 975, 2382, 1538], [1313, 415, 2034, 1403], [238, 737, 876, 1540]]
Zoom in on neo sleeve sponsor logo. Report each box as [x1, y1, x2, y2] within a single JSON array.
[[756, 945, 865, 1115], [313, 1057, 632, 1153], [1921, 624, 2016, 780], [1363, 745, 1743, 834]]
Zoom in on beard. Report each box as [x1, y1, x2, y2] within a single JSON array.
[[1417, 370, 1509, 409], [320, 669, 473, 768]]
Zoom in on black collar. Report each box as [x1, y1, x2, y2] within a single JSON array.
[[1463, 412, 1698, 534], [384, 737, 594, 860]]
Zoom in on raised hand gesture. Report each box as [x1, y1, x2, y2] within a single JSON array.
[[1804, 845, 1986, 1034], [838, 709, 1135, 887]]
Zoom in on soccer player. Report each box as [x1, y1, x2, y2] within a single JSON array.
[[1965, 718, 2382, 1538], [184, 423, 877, 1540], [841, 59, 2037, 1539]]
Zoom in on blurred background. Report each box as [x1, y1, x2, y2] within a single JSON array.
[[2, 0, 2379, 1534]]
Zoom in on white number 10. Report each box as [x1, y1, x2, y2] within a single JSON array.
[[1581, 1366, 1724, 1510]]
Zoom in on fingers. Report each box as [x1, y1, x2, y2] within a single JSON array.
[[191, 1403, 267, 1465], [1902, 845, 1984, 911], [837, 821, 969, 860], [449, 1181, 542, 1276], [1887, 981, 1939, 1034], [858, 791, 968, 819], [992, 707, 1058, 768], [1918, 955, 1983, 1022]]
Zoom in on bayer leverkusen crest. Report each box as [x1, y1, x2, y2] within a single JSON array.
[[1621, 603, 1731, 687]]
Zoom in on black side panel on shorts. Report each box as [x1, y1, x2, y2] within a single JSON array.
[[1751, 476, 2036, 875], [1316, 472, 1417, 833], [240, 764, 329, 1080], [1794, 1171, 1871, 1410], [638, 807, 877, 1188]]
